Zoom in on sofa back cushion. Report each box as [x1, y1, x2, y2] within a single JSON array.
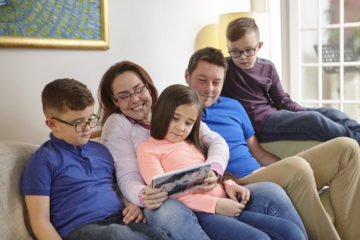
[[0, 141, 39, 240]]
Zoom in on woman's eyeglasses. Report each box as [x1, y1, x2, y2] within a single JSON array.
[[113, 85, 147, 102]]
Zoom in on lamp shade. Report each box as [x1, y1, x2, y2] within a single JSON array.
[[194, 24, 218, 51]]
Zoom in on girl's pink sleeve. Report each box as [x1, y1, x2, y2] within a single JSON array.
[[137, 141, 165, 185]]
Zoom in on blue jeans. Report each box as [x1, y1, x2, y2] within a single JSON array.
[[144, 198, 210, 240], [64, 212, 171, 240], [195, 182, 307, 240], [259, 107, 360, 144]]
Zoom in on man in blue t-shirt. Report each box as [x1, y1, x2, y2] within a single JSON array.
[[201, 97, 261, 177], [185, 47, 360, 240], [20, 78, 170, 240]]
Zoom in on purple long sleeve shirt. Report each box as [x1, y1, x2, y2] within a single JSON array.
[[221, 57, 305, 136]]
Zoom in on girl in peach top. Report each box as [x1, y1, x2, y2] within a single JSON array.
[[137, 84, 307, 240]]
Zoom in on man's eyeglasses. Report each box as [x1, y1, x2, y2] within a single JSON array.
[[113, 85, 147, 102], [52, 114, 100, 133], [229, 42, 259, 58]]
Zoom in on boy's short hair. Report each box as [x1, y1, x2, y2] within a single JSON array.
[[42, 78, 94, 117], [187, 47, 227, 76], [226, 17, 260, 42]]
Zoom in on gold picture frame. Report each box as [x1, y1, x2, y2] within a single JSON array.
[[0, 0, 109, 50]]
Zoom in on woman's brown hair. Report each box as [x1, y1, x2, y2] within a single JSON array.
[[98, 61, 158, 126], [151, 84, 207, 156]]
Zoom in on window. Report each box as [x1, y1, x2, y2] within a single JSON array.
[[288, 0, 360, 121]]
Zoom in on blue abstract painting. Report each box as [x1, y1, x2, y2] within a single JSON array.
[[0, 0, 102, 40]]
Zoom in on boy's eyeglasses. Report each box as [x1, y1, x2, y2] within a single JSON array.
[[113, 85, 147, 103], [229, 42, 259, 58], [52, 114, 100, 133]]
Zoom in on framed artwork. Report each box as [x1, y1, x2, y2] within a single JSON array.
[[0, 0, 109, 50]]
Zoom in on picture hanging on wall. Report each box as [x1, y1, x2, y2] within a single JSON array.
[[0, 0, 109, 50]]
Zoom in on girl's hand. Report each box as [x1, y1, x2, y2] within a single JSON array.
[[225, 182, 250, 205], [122, 203, 146, 224], [215, 198, 245, 217], [193, 170, 218, 192], [142, 185, 168, 210]]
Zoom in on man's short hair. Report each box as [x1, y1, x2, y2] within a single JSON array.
[[42, 78, 94, 117], [187, 47, 227, 76], [226, 17, 260, 42]]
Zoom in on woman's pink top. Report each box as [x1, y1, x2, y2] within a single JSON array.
[[137, 137, 226, 214]]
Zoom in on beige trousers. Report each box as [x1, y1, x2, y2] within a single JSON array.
[[238, 137, 360, 240]]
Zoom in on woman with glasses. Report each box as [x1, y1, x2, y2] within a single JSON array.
[[98, 61, 225, 240], [97, 61, 305, 240]]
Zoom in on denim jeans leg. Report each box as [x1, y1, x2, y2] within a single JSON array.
[[259, 110, 350, 142], [195, 211, 271, 240], [64, 212, 171, 240], [144, 198, 210, 240], [309, 107, 360, 144], [238, 210, 306, 240], [65, 222, 150, 240], [244, 182, 308, 240]]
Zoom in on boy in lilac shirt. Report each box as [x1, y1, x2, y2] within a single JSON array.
[[222, 17, 360, 144]]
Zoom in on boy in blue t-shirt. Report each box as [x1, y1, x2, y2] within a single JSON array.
[[20, 78, 170, 240]]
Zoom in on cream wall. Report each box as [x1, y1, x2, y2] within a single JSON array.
[[0, 0, 252, 144]]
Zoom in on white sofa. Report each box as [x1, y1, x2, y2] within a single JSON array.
[[0, 139, 333, 240]]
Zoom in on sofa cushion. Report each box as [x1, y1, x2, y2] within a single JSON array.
[[0, 141, 39, 240], [260, 140, 322, 159]]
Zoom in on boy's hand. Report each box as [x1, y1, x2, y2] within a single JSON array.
[[225, 182, 250, 205], [215, 197, 245, 217], [193, 170, 218, 192], [122, 203, 146, 224], [142, 185, 168, 210]]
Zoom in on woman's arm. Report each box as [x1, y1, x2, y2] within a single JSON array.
[[199, 122, 229, 175], [25, 195, 62, 240], [101, 114, 147, 206]]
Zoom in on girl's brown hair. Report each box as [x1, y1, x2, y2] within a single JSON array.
[[98, 61, 158, 126], [151, 84, 207, 156]]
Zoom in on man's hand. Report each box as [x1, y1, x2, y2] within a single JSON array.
[[142, 185, 168, 210]]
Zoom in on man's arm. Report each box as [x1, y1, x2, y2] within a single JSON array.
[[246, 135, 279, 166], [25, 195, 62, 240]]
